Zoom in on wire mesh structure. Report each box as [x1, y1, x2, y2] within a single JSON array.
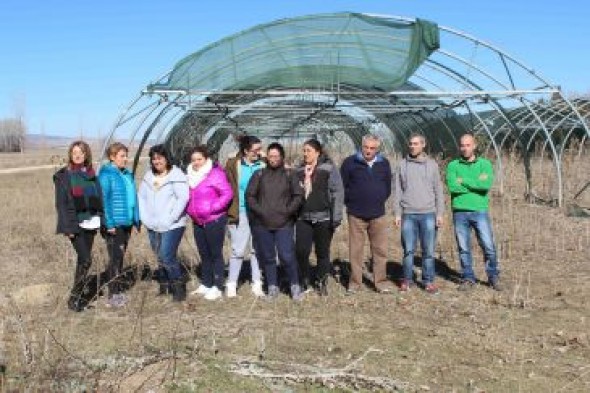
[[102, 12, 590, 206]]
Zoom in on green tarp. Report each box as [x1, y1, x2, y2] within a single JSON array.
[[152, 12, 440, 92]]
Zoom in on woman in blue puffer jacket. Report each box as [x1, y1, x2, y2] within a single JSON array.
[[98, 142, 140, 308]]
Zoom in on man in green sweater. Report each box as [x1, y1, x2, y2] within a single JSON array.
[[446, 133, 502, 291]]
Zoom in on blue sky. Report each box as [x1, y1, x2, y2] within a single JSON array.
[[0, 0, 588, 137]]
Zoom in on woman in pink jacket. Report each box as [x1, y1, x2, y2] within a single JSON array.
[[186, 145, 233, 301]]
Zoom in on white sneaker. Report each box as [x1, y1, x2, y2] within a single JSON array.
[[204, 287, 222, 301], [191, 284, 210, 296], [226, 282, 237, 298], [251, 281, 265, 297]]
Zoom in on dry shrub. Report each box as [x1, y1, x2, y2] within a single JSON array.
[[0, 148, 588, 392]]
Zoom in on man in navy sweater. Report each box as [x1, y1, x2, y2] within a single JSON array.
[[340, 134, 393, 293]]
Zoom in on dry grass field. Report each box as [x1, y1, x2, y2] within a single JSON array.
[[0, 149, 66, 169], [0, 147, 588, 392]]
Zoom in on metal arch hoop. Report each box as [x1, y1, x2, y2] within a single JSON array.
[[101, 12, 588, 206]]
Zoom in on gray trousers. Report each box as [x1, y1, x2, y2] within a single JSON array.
[[227, 212, 261, 283]]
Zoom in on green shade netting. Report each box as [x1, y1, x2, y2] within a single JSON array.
[[152, 12, 439, 92]]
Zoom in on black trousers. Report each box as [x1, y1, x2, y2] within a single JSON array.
[[69, 229, 97, 296], [105, 226, 132, 295], [295, 220, 333, 286], [193, 216, 228, 290]]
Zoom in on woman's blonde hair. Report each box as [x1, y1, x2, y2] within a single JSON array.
[[106, 142, 128, 160]]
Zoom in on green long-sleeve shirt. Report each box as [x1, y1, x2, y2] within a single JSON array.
[[445, 157, 494, 211]]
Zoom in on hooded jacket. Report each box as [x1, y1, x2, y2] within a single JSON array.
[[246, 164, 303, 230], [138, 166, 189, 232], [186, 163, 233, 226]]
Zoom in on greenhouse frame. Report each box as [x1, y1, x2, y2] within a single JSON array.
[[101, 12, 590, 206]]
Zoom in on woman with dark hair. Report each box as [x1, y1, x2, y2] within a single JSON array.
[[223, 135, 266, 298], [138, 144, 190, 301], [186, 145, 233, 301], [54, 140, 104, 312], [246, 142, 304, 301], [98, 142, 141, 308], [295, 139, 344, 296]]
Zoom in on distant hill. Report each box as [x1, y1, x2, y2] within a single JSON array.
[[25, 134, 104, 149], [24, 133, 157, 152]]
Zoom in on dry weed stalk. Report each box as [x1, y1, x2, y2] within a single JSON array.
[[7, 300, 33, 371], [229, 347, 409, 391]]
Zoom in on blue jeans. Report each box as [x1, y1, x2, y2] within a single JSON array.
[[252, 225, 299, 288], [453, 211, 499, 282], [193, 215, 227, 290], [401, 213, 437, 284], [147, 226, 185, 282]]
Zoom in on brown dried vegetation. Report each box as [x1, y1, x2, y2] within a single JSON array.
[[0, 146, 588, 392]]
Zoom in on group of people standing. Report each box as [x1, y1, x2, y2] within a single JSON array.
[[54, 131, 501, 312]]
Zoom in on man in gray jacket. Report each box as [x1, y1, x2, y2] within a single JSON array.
[[393, 133, 445, 294]]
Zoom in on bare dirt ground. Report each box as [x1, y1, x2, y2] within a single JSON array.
[[0, 149, 588, 392]]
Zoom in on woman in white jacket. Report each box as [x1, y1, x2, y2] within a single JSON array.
[[138, 144, 190, 301]]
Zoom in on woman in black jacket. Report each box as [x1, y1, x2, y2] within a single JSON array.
[[295, 139, 344, 296], [246, 142, 304, 301], [54, 141, 104, 312]]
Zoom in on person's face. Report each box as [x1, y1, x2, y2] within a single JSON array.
[[71, 145, 86, 165], [191, 152, 206, 170], [110, 149, 128, 169], [459, 135, 476, 159], [267, 148, 283, 168], [245, 142, 262, 163], [303, 144, 320, 165], [361, 139, 380, 162], [408, 137, 425, 157], [151, 153, 168, 174]]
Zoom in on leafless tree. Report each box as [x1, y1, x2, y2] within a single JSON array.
[[0, 118, 26, 153], [0, 94, 27, 153]]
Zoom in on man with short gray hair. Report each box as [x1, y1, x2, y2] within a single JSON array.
[[340, 134, 393, 294], [393, 133, 444, 294]]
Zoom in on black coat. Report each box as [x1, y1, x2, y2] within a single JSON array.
[[295, 155, 345, 224], [245, 165, 303, 230], [53, 167, 104, 235]]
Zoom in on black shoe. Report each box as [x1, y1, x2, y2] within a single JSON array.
[[458, 280, 476, 291], [70, 270, 91, 311], [171, 281, 187, 302], [301, 278, 311, 293], [158, 282, 171, 296], [67, 295, 87, 312], [317, 279, 328, 297], [488, 277, 504, 291]]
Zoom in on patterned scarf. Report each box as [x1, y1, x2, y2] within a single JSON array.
[[69, 164, 101, 221]]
